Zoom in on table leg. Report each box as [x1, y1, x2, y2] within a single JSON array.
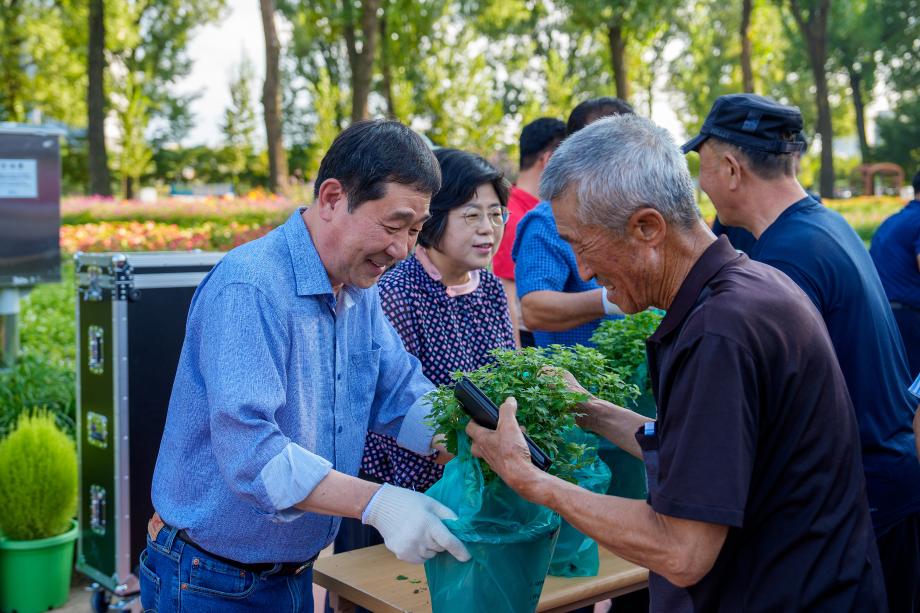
[[328, 591, 357, 613]]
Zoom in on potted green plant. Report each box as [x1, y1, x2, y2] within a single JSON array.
[[590, 310, 665, 501], [0, 410, 78, 613], [539, 344, 638, 578], [423, 346, 635, 612]]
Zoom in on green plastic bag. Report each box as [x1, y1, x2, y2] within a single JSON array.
[[424, 433, 561, 613], [548, 430, 611, 577], [599, 365, 657, 499]]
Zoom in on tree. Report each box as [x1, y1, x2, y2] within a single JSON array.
[[785, 0, 834, 197], [828, 0, 880, 164], [343, 0, 381, 121], [113, 72, 154, 199], [557, 0, 677, 104], [0, 0, 26, 121], [110, 0, 227, 144], [87, 0, 111, 196], [260, 0, 288, 193], [740, 0, 755, 92], [221, 54, 258, 189]]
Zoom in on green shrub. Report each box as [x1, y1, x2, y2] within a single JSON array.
[[0, 411, 77, 540], [0, 354, 76, 440], [19, 261, 76, 368], [591, 310, 665, 392], [427, 346, 635, 483]]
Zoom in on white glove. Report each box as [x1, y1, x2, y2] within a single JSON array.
[[602, 287, 624, 315], [362, 484, 471, 564]]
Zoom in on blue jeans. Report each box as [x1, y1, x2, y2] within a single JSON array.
[[139, 525, 314, 612]]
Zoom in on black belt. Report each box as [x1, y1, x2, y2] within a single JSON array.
[[890, 301, 920, 313], [176, 529, 317, 576]]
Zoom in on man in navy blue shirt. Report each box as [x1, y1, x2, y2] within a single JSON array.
[[685, 93, 920, 613], [871, 170, 920, 375], [710, 132, 819, 254]]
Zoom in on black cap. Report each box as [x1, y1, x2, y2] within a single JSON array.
[[681, 94, 806, 155]]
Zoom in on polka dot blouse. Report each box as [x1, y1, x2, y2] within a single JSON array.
[[360, 252, 516, 490]]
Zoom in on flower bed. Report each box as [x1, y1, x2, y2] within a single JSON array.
[[61, 194, 297, 228], [59, 220, 274, 254]]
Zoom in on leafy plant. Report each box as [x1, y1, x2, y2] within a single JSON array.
[[0, 411, 77, 540], [0, 354, 76, 440], [590, 310, 664, 391], [427, 346, 636, 483]]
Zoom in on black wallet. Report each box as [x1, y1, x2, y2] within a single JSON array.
[[454, 377, 553, 472]]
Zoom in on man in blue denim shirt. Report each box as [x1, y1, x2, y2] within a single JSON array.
[[513, 98, 633, 347], [141, 121, 469, 613]]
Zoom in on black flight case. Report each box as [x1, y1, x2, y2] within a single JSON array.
[[74, 251, 223, 611]]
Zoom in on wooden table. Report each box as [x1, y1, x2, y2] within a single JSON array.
[[314, 544, 649, 613]]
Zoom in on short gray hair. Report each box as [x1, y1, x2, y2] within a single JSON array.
[[539, 114, 700, 234]]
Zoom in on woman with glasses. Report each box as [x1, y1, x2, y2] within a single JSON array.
[[361, 147, 516, 491], [325, 151, 515, 607]]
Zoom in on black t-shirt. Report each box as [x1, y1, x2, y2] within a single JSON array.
[[639, 236, 886, 612]]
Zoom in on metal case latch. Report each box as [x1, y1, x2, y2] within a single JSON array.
[[90, 485, 107, 535]]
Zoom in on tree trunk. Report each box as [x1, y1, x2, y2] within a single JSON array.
[[259, 0, 288, 194], [740, 0, 755, 93], [87, 0, 112, 196], [847, 65, 870, 164], [379, 14, 396, 119], [607, 23, 629, 101], [789, 0, 833, 197], [344, 0, 381, 122], [809, 39, 834, 197], [0, 0, 26, 122]]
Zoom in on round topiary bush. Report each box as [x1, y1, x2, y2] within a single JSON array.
[[0, 411, 77, 541]]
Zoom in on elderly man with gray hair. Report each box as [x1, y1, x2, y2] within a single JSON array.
[[465, 114, 887, 612]]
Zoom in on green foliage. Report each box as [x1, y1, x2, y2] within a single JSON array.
[[427, 346, 636, 483], [113, 71, 156, 197], [19, 263, 76, 368], [221, 53, 259, 184], [590, 310, 664, 390], [0, 355, 76, 441], [0, 411, 77, 541], [875, 96, 920, 172], [0, 263, 77, 439]]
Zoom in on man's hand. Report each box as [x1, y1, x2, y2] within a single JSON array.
[[362, 484, 470, 564], [465, 397, 542, 498], [543, 366, 601, 431]]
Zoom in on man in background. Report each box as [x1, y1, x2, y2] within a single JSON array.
[[686, 93, 920, 613], [871, 170, 920, 376], [492, 117, 566, 347], [512, 97, 634, 346]]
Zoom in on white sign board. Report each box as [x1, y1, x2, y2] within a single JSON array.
[[0, 158, 38, 198]]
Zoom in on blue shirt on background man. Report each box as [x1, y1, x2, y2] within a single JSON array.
[[151, 209, 435, 563], [871, 199, 920, 309], [870, 199, 920, 376], [749, 196, 920, 534], [511, 201, 618, 346]]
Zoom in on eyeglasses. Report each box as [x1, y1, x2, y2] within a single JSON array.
[[460, 206, 509, 228]]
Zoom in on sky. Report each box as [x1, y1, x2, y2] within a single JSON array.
[[182, 2, 267, 147]]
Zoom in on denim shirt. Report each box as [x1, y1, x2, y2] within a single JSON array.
[[151, 209, 436, 563], [511, 201, 620, 346]]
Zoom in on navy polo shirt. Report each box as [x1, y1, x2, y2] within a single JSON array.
[[749, 196, 920, 532], [711, 217, 757, 254], [640, 236, 884, 611], [870, 199, 920, 309]]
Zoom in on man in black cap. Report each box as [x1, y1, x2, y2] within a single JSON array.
[[684, 93, 920, 613], [710, 132, 819, 254]]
